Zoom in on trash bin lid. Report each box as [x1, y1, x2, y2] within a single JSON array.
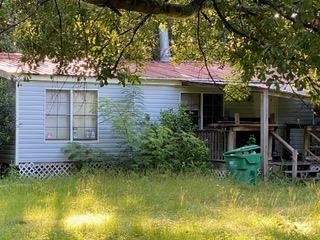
[[223, 144, 260, 156]]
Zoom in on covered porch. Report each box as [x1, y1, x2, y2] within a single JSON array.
[[197, 117, 300, 180], [184, 88, 316, 181]]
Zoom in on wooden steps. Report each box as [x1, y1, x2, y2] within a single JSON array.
[[270, 159, 320, 180], [284, 170, 320, 180], [305, 155, 320, 162]]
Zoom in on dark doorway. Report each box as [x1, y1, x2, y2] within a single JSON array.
[[203, 94, 223, 127], [236, 131, 260, 148]]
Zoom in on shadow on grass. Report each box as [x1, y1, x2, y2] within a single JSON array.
[[266, 227, 315, 240], [0, 177, 75, 239], [46, 183, 75, 240]]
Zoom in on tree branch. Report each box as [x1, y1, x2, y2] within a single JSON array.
[[0, 0, 51, 34], [83, 0, 204, 17], [254, 0, 320, 34], [210, 0, 263, 44], [111, 14, 151, 72]]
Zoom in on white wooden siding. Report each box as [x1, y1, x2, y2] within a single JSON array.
[[278, 97, 313, 152], [16, 80, 181, 164], [15, 78, 315, 164], [278, 97, 313, 125]]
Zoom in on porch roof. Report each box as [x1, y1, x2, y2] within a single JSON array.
[[0, 53, 308, 97]]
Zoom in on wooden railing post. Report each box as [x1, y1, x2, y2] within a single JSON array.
[[227, 130, 235, 151], [260, 89, 269, 181], [292, 150, 298, 181], [304, 127, 310, 160], [270, 131, 298, 181]]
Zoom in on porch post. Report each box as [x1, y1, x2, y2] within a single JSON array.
[[227, 130, 235, 150], [260, 89, 269, 181]]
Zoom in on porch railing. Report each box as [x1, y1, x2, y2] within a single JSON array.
[[304, 126, 320, 162], [197, 129, 228, 164], [271, 131, 298, 181]]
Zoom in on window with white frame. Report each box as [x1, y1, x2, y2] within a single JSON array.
[[181, 93, 201, 128], [45, 89, 97, 141]]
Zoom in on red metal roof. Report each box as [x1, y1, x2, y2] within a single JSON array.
[[0, 53, 96, 76], [0, 53, 230, 82], [0, 53, 308, 96], [139, 61, 231, 82]]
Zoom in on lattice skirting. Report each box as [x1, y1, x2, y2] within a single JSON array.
[[17, 162, 237, 179], [18, 161, 115, 178], [215, 168, 262, 179], [213, 169, 229, 179]]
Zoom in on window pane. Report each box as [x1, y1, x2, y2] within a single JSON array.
[[73, 103, 85, 115], [45, 90, 70, 140], [72, 90, 97, 141], [45, 127, 69, 140], [57, 128, 70, 140], [45, 128, 56, 139], [85, 116, 97, 127], [181, 93, 201, 128], [74, 91, 96, 103], [57, 116, 70, 128], [46, 116, 58, 128], [84, 103, 96, 115], [181, 93, 200, 110], [73, 116, 85, 128], [73, 103, 96, 115], [46, 102, 70, 115], [46, 90, 70, 104]]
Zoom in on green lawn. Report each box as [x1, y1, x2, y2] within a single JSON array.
[[0, 172, 320, 239]]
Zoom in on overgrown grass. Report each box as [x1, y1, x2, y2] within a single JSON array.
[[1, 172, 320, 239]]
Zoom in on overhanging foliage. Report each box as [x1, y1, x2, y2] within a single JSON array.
[[1, 0, 320, 100]]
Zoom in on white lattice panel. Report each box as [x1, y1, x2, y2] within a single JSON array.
[[18, 161, 116, 178], [88, 161, 114, 170], [213, 169, 229, 179], [18, 162, 76, 178]]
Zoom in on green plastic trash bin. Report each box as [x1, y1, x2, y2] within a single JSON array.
[[223, 145, 261, 183]]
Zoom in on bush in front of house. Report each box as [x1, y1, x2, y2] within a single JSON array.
[[0, 79, 15, 147], [62, 142, 118, 171], [133, 107, 210, 173], [66, 88, 210, 173]]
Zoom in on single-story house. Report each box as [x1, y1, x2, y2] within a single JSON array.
[[0, 52, 319, 179]]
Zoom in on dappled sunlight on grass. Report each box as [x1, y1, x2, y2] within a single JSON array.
[[128, 200, 320, 239], [63, 213, 112, 228], [23, 207, 56, 225], [131, 207, 278, 239], [2, 174, 320, 239]]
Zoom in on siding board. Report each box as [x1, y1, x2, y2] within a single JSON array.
[[16, 80, 181, 163], [278, 97, 314, 153]]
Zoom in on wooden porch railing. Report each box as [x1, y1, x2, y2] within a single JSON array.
[[304, 126, 320, 162], [197, 129, 228, 164], [271, 131, 298, 181]]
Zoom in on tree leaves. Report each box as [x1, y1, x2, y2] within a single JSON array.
[[1, 0, 320, 99]]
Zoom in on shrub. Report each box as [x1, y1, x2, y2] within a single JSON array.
[[0, 79, 15, 147], [99, 89, 210, 173], [134, 107, 210, 173], [159, 105, 195, 132], [62, 142, 95, 170], [62, 142, 116, 171], [99, 87, 149, 162], [135, 127, 209, 173]]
